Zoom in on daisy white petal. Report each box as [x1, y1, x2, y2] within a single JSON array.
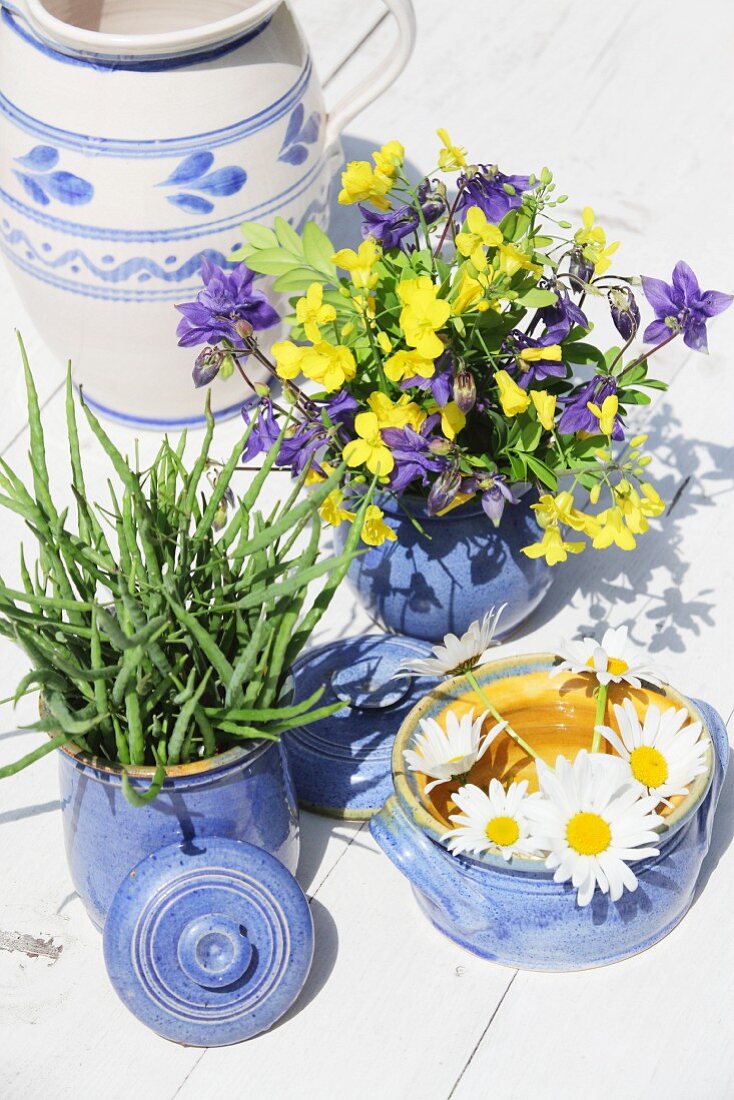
[[397, 604, 506, 678], [403, 708, 500, 791], [525, 749, 663, 908], [442, 777, 542, 861], [550, 625, 665, 689], [597, 700, 710, 802]]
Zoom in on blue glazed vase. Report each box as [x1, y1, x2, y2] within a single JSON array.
[[58, 740, 299, 932], [370, 654, 729, 971], [333, 494, 553, 644]]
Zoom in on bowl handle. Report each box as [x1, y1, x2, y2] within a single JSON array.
[[692, 696, 729, 813], [324, 0, 416, 149], [370, 795, 490, 930]]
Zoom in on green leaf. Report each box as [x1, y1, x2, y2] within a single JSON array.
[[515, 288, 557, 308], [240, 221, 279, 249], [122, 759, 167, 807], [525, 454, 559, 490], [302, 221, 337, 276], [273, 216, 305, 256]]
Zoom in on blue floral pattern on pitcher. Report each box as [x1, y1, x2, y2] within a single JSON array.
[[13, 144, 93, 207], [278, 104, 320, 166], [158, 151, 247, 215]]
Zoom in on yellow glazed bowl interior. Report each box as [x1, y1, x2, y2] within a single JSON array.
[[392, 653, 714, 864]]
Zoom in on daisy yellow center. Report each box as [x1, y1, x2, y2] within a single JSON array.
[[629, 745, 668, 788], [586, 655, 629, 676], [566, 812, 611, 856], [448, 754, 465, 764], [485, 815, 520, 847]]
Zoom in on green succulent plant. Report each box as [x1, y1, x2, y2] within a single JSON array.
[[0, 340, 369, 804]]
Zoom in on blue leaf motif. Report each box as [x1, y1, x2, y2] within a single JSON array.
[[192, 166, 247, 197], [282, 104, 304, 151], [14, 172, 50, 205], [299, 112, 320, 145], [161, 152, 215, 187], [278, 144, 309, 166], [44, 171, 94, 206], [167, 193, 215, 215], [15, 145, 59, 172]]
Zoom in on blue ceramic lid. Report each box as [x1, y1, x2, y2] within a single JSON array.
[[103, 839, 313, 1047], [284, 634, 437, 819]]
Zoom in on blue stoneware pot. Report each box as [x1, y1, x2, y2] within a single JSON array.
[[370, 654, 728, 970], [333, 494, 553, 644], [58, 740, 299, 932]]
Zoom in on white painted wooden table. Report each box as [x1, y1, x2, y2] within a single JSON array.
[[1, 2, 733, 1096]]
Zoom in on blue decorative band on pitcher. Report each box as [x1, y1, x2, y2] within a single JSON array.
[[2, 9, 274, 71], [0, 58, 312, 156]]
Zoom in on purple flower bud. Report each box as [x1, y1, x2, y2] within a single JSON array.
[[453, 369, 477, 414], [427, 437, 454, 457], [427, 466, 462, 514], [192, 346, 223, 389], [234, 318, 254, 342], [569, 247, 594, 286], [608, 286, 641, 342]]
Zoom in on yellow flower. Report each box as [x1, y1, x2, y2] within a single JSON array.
[[367, 391, 425, 431], [332, 239, 381, 291], [439, 401, 466, 440], [455, 206, 503, 270], [304, 461, 335, 487], [436, 490, 476, 515], [376, 331, 393, 355], [295, 283, 336, 343], [272, 340, 304, 380], [338, 160, 392, 210], [343, 412, 394, 476], [587, 394, 619, 436], [319, 488, 355, 527], [496, 242, 543, 278], [574, 207, 620, 276], [519, 345, 562, 365], [451, 272, 486, 315], [640, 482, 665, 518], [361, 504, 397, 547], [533, 491, 593, 535], [529, 390, 557, 431], [436, 127, 467, 171], [384, 348, 436, 383], [495, 370, 530, 417], [522, 527, 585, 565], [372, 140, 405, 179], [591, 506, 637, 551], [397, 276, 450, 359], [300, 342, 357, 392]]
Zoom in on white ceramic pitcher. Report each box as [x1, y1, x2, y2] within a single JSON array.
[[0, 0, 415, 427]]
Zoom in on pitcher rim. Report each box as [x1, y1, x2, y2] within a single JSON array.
[[13, 0, 281, 59]]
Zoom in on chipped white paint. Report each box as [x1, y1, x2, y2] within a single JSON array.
[[0, 1, 732, 1097]]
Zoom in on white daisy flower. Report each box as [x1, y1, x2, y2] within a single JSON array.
[[551, 624, 663, 688], [597, 697, 709, 803], [397, 604, 506, 678], [442, 778, 542, 861], [526, 750, 663, 907], [403, 708, 505, 793]]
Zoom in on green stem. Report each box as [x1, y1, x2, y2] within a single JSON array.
[[590, 681, 609, 753], [464, 669, 541, 762]]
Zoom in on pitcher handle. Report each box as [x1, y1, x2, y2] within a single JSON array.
[[324, 0, 416, 149]]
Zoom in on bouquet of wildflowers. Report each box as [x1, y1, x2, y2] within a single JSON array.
[[177, 130, 731, 563]]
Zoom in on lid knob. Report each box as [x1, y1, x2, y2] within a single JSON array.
[[177, 914, 253, 989]]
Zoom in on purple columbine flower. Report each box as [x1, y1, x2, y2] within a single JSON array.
[[504, 330, 567, 389], [557, 375, 624, 440], [641, 261, 732, 352], [176, 258, 280, 349], [382, 415, 447, 493], [192, 346, 224, 389], [475, 473, 519, 526], [324, 389, 359, 430], [427, 465, 462, 514], [608, 286, 640, 342], [456, 165, 533, 223], [360, 203, 419, 251], [538, 281, 589, 342], [241, 397, 281, 461], [401, 366, 453, 407]]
